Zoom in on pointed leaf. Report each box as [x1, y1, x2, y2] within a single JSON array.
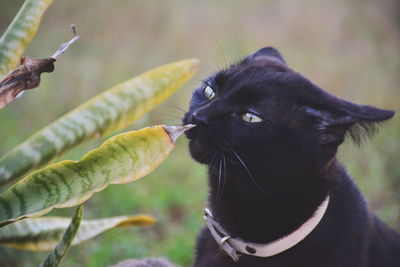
[[0, 59, 199, 185], [0, 214, 155, 251], [0, 0, 54, 79], [39, 205, 83, 267], [0, 125, 193, 224]]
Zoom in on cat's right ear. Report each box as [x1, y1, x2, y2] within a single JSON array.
[[248, 47, 286, 65], [303, 102, 394, 146]]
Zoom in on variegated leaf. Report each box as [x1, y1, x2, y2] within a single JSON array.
[[0, 59, 199, 185], [0, 125, 193, 224], [0, 214, 155, 251], [0, 0, 54, 79], [39, 205, 83, 267]]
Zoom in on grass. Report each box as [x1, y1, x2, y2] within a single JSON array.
[[0, 0, 399, 266]]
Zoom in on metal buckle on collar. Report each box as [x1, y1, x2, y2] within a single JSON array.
[[204, 208, 240, 262]]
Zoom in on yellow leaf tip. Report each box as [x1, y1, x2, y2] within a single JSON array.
[[185, 58, 200, 72], [117, 215, 157, 227]]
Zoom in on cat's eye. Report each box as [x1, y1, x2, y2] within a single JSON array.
[[204, 85, 216, 100], [241, 112, 263, 123]]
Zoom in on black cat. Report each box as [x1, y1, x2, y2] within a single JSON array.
[[183, 47, 400, 267]]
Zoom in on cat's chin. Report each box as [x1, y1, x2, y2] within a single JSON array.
[[188, 139, 214, 164]]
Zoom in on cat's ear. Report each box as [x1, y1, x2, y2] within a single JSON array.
[[249, 47, 286, 65], [303, 98, 394, 145]]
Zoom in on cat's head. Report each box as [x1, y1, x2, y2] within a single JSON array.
[[183, 47, 394, 194]]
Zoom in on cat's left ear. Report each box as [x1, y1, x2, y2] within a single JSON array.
[[248, 47, 286, 65], [303, 97, 395, 145]]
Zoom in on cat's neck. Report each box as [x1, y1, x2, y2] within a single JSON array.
[[207, 161, 333, 243]]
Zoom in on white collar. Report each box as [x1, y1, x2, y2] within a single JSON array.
[[204, 195, 330, 262]]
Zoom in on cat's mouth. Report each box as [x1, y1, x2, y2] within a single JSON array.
[[183, 112, 233, 164], [183, 123, 198, 140], [181, 122, 217, 164], [186, 126, 218, 164], [183, 125, 234, 166]]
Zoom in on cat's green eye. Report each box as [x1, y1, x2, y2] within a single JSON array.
[[204, 85, 216, 100], [241, 112, 263, 123]]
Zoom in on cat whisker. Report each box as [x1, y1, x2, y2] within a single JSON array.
[[132, 99, 185, 114], [231, 149, 265, 193], [220, 152, 227, 200], [159, 103, 187, 114], [210, 151, 218, 169], [217, 152, 223, 201], [200, 149, 211, 162], [208, 151, 219, 175], [151, 111, 183, 120]]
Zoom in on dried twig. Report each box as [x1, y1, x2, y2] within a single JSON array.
[[51, 25, 79, 59], [0, 25, 79, 109]]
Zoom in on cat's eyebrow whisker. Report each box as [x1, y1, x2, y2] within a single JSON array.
[[212, 57, 220, 71], [215, 39, 226, 69], [231, 148, 265, 193]]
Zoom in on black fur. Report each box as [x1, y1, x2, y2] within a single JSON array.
[[182, 47, 400, 267]]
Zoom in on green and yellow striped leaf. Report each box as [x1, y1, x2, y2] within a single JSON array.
[[0, 214, 155, 251], [0, 0, 54, 79], [0, 59, 198, 185], [0, 125, 193, 224], [39, 205, 83, 267]]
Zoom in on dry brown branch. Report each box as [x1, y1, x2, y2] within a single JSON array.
[[0, 25, 79, 109]]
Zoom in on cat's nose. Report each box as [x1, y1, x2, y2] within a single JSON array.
[[191, 111, 209, 125]]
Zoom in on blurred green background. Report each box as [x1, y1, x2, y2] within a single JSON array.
[[0, 0, 398, 266]]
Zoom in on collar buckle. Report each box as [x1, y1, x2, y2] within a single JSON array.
[[204, 208, 240, 262]]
